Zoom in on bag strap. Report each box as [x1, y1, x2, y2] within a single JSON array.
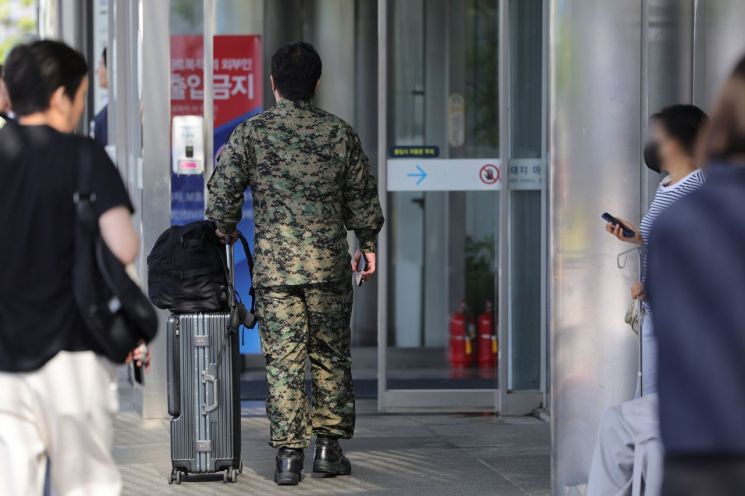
[[215, 231, 255, 316], [236, 232, 255, 314], [76, 143, 94, 203], [74, 143, 99, 234], [214, 233, 256, 370]]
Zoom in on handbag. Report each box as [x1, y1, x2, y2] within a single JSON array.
[[619, 247, 644, 335], [625, 298, 644, 335], [73, 144, 159, 363]]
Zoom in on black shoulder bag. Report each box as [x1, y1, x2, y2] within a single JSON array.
[[73, 145, 159, 363]]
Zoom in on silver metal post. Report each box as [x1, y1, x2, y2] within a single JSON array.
[[203, 0, 216, 198], [138, 0, 172, 419], [540, 0, 550, 410], [497, 0, 511, 413], [376, 0, 389, 413]]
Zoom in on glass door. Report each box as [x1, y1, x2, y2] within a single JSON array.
[[379, 0, 500, 411], [377, 0, 546, 413]]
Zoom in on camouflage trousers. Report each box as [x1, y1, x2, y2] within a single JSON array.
[[255, 279, 355, 449]]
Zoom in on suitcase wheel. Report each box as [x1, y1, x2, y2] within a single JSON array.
[[169, 469, 183, 485], [223, 468, 239, 483]]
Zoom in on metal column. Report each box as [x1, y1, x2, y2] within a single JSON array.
[[110, 0, 142, 217], [203, 0, 215, 185], [137, 0, 172, 419], [549, 0, 643, 492], [497, 0, 511, 414], [376, 0, 389, 413], [352, 0, 381, 347]]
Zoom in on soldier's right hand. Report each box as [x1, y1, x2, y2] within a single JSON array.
[[216, 228, 238, 245], [352, 250, 377, 282]]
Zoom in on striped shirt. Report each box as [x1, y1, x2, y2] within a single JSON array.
[[641, 169, 705, 310]]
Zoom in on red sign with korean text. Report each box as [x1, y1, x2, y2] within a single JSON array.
[[170, 34, 263, 129]]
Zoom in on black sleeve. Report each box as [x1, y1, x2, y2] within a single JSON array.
[[86, 140, 134, 218]]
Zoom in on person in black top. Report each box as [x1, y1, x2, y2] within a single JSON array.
[[647, 54, 745, 496], [91, 47, 108, 147], [0, 40, 138, 495]]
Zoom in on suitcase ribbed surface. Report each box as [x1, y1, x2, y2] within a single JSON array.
[[169, 313, 239, 474]]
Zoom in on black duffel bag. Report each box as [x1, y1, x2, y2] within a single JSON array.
[[73, 146, 159, 363], [147, 220, 255, 316]]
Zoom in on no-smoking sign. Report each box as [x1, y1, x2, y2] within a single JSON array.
[[479, 164, 500, 185]]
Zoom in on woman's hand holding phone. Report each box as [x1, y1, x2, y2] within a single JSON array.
[[603, 215, 643, 245]]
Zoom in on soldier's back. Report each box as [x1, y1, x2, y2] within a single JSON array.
[[246, 99, 357, 287]]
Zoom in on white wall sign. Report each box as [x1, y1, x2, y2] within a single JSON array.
[[171, 115, 205, 175], [387, 159, 501, 191], [387, 158, 545, 192]]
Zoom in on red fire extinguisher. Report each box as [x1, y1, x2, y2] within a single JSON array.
[[477, 300, 498, 369], [449, 301, 474, 368]]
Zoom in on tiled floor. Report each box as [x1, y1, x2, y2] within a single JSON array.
[[112, 398, 550, 496]]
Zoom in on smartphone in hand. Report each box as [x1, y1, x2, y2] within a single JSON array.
[[354, 253, 366, 287], [601, 212, 636, 238], [133, 360, 144, 385]]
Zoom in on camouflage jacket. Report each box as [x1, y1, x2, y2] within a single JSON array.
[[206, 99, 384, 287]]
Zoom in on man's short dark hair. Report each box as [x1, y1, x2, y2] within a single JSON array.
[[3, 40, 88, 117], [102, 47, 107, 67], [270, 42, 322, 101], [651, 104, 708, 156]]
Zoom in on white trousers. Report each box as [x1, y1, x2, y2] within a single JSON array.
[[640, 314, 657, 396], [586, 394, 663, 496], [0, 351, 121, 496]]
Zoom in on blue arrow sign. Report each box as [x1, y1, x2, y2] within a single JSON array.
[[406, 164, 428, 186]]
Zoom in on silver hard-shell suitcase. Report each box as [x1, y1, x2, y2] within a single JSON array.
[[167, 246, 243, 484]]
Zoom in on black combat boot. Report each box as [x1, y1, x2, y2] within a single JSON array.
[[274, 447, 304, 486], [312, 436, 352, 478]]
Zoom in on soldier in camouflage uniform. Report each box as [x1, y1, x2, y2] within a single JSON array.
[[206, 42, 384, 486]]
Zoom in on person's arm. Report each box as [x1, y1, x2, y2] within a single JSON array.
[[88, 141, 138, 264], [342, 128, 384, 279], [206, 122, 252, 235], [99, 206, 139, 264]]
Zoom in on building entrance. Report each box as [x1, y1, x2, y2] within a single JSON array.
[[108, 0, 547, 415]]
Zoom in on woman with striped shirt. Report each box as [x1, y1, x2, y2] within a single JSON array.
[[587, 105, 708, 496], [606, 104, 708, 395]]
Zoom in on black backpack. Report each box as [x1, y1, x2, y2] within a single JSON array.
[[73, 144, 159, 363], [146, 220, 254, 314]]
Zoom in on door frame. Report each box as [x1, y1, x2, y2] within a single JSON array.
[[376, 0, 545, 414]]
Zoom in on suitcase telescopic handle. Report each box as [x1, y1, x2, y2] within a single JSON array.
[[226, 244, 235, 288], [202, 371, 219, 414]]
